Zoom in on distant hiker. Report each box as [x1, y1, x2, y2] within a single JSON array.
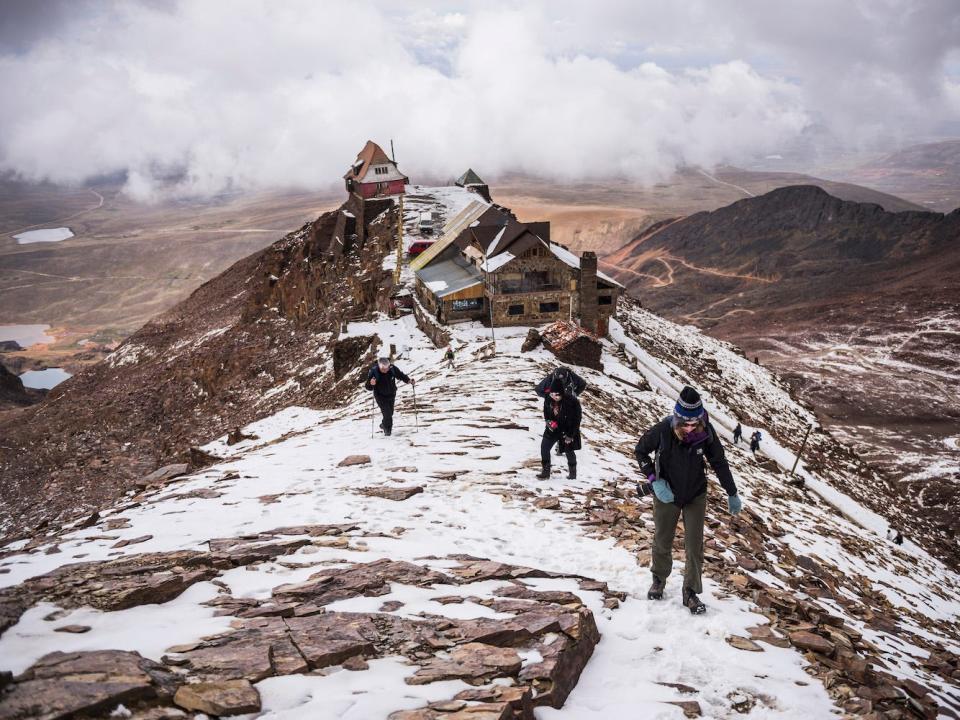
[[635, 386, 741, 615], [749, 430, 761, 457], [733, 422, 742, 444], [535, 367, 587, 456], [538, 384, 582, 480], [366, 356, 414, 437], [887, 528, 904, 545], [442, 346, 455, 369]]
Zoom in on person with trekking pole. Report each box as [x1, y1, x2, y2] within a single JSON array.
[[442, 346, 455, 370], [411, 380, 419, 432], [365, 355, 414, 437], [635, 386, 742, 614], [749, 430, 761, 458]]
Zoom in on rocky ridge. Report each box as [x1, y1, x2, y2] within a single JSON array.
[[1, 308, 957, 718]]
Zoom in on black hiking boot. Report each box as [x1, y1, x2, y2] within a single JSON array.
[[647, 574, 665, 600], [536, 465, 551, 479], [682, 587, 706, 614], [384, 428, 392, 437], [568, 465, 577, 480]]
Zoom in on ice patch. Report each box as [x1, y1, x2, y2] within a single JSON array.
[[13, 227, 73, 244]]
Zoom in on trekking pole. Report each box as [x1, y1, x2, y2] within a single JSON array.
[[790, 424, 814, 475], [371, 393, 376, 438], [412, 383, 419, 432]]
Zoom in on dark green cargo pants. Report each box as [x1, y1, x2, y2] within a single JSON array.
[[651, 491, 707, 594]]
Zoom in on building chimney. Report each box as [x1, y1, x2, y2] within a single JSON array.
[[579, 251, 599, 334]]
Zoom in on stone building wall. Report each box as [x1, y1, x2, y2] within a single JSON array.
[[489, 291, 571, 326]]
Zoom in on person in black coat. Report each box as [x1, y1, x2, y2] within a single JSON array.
[[365, 356, 414, 436], [733, 422, 742, 444], [635, 386, 742, 614], [536, 367, 587, 457], [538, 386, 582, 480]]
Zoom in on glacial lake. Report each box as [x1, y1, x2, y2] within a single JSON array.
[[0, 324, 55, 347], [18, 368, 71, 389], [13, 227, 74, 244]]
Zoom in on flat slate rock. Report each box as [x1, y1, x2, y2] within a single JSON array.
[[788, 630, 836, 656], [338, 454, 371, 467], [143, 463, 190, 484], [358, 485, 424, 501], [0, 650, 178, 720], [173, 679, 261, 715], [726, 635, 764, 652], [54, 624, 91, 633]]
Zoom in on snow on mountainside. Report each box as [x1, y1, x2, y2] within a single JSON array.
[[1, 299, 958, 718]]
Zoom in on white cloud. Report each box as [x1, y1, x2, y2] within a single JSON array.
[[0, 0, 956, 200]]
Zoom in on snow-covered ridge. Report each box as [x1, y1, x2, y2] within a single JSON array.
[[1, 308, 957, 718]]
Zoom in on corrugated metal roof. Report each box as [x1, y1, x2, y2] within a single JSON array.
[[409, 200, 491, 271], [415, 257, 483, 298]]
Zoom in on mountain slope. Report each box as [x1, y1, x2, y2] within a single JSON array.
[[0, 205, 396, 539], [601, 186, 960, 545], [0, 300, 957, 718]]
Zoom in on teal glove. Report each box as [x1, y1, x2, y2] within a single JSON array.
[[728, 494, 743, 515], [652, 478, 675, 504]]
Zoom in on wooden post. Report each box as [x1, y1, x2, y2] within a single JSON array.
[[483, 250, 496, 354], [393, 194, 404, 288], [790, 424, 814, 475]]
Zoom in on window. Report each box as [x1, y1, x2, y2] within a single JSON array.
[[508, 304, 524, 316], [523, 271, 554, 292], [452, 298, 483, 312], [539, 301, 560, 313], [599, 295, 613, 305], [374, 166, 389, 175]]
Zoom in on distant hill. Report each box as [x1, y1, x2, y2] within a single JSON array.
[[840, 139, 960, 212], [605, 184, 957, 299], [708, 166, 928, 212]]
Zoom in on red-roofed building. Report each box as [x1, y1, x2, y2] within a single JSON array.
[[344, 140, 409, 199]]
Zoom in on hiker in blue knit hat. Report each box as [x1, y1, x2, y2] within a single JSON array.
[[635, 385, 743, 614]]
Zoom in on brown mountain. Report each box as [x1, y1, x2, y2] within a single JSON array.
[[0, 202, 396, 539], [602, 185, 960, 530]]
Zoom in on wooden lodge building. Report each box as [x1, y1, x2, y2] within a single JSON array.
[[413, 202, 623, 336], [343, 140, 408, 198]]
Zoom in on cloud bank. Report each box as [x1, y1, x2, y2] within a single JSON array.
[[0, 0, 957, 200]]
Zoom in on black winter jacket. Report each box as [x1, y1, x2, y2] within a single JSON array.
[[535, 369, 587, 400], [365, 364, 411, 398], [543, 395, 582, 450], [634, 417, 737, 507]]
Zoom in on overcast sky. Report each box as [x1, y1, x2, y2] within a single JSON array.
[[1, 0, 958, 200]]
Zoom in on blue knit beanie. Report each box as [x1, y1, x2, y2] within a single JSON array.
[[674, 386, 705, 420]]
